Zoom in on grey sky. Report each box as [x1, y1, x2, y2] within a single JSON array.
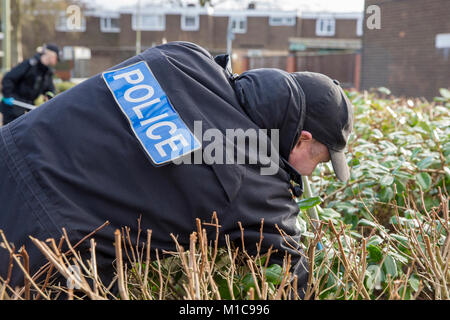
[[87, 0, 365, 12]]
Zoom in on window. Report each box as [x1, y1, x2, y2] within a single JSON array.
[[62, 46, 91, 60], [55, 12, 86, 32], [132, 14, 165, 31], [436, 33, 450, 48], [316, 17, 335, 36], [230, 16, 247, 34], [101, 17, 120, 33], [356, 17, 363, 36], [269, 16, 296, 26], [181, 14, 199, 31]]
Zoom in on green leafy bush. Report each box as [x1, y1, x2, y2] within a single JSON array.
[[297, 88, 449, 299], [34, 81, 76, 106], [54, 81, 76, 94]]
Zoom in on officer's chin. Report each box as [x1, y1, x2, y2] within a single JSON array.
[[295, 166, 315, 178]]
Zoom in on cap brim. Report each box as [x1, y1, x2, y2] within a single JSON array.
[[330, 149, 350, 182]]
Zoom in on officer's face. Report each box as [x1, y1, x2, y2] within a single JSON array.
[[288, 131, 330, 177], [42, 51, 58, 66]]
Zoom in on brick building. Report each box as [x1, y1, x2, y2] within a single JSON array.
[[286, 12, 363, 88], [18, 2, 363, 86], [361, 0, 450, 99]]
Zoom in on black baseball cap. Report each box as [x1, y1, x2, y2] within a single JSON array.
[[290, 72, 354, 182], [44, 43, 61, 61]]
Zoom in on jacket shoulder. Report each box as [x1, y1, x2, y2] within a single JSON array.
[[28, 57, 38, 66]]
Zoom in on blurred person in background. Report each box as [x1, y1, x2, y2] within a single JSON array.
[[1, 43, 60, 125]]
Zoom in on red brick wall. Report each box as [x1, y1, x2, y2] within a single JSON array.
[[295, 53, 357, 88], [300, 18, 360, 39], [232, 16, 297, 51]]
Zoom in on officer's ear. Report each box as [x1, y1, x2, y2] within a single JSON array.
[[290, 130, 312, 157], [296, 131, 312, 146], [289, 130, 313, 169]]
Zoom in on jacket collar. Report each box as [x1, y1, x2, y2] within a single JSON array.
[[280, 157, 303, 197]]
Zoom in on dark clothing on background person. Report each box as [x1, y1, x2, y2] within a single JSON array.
[[1, 53, 56, 125], [0, 42, 309, 297]]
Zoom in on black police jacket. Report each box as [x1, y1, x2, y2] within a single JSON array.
[[0, 42, 309, 296], [1, 53, 55, 104]]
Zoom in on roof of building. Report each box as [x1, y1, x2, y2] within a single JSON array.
[[85, 0, 362, 18]]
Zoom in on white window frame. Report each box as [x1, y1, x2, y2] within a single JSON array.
[[230, 16, 247, 34], [100, 17, 120, 33], [316, 17, 335, 36], [132, 14, 165, 31], [356, 17, 363, 36], [269, 16, 296, 26], [436, 33, 450, 48], [55, 11, 86, 32], [181, 14, 199, 31]]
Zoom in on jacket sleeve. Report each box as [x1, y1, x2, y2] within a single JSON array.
[[1, 60, 31, 97], [42, 78, 56, 94], [43, 72, 56, 96]]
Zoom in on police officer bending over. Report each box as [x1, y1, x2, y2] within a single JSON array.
[[1, 43, 59, 125], [0, 42, 353, 298]]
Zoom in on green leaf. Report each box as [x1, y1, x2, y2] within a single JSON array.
[[380, 174, 394, 186], [417, 157, 435, 170], [321, 208, 341, 219], [343, 212, 359, 228], [418, 121, 432, 133], [390, 216, 420, 228], [333, 202, 359, 215], [394, 178, 406, 194], [264, 264, 283, 285], [411, 148, 422, 159], [391, 234, 408, 246], [439, 88, 450, 99], [366, 265, 383, 290], [297, 197, 322, 210], [388, 250, 409, 265], [296, 215, 307, 234], [398, 286, 412, 300], [409, 275, 420, 292], [241, 273, 255, 293], [392, 170, 414, 180], [379, 186, 394, 202], [415, 172, 432, 190], [216, 276, 240, 300], [367, 245, 383, 263], [378, 87, 391, 95], [444, 166, 450, 178], [241, 265, 283, 296], [372, 129, 383, 139], [383, 255, 398, 279], [358, 218, 377, 228], [367, 235, 383, 246]]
